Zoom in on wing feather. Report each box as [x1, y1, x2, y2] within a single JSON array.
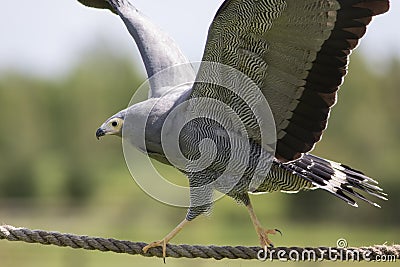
[[78, 0, 196, 98], [190, 0, 389, 162]]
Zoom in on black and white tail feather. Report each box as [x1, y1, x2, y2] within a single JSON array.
[[284, 154, 387, 208]]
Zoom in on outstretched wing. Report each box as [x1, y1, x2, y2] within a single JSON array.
[[78, 0, 196, 98], [190, 0, 389, 162]]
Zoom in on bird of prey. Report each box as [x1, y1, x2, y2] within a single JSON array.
[[79, 0, 390, 259]]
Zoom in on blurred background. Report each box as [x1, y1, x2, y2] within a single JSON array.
[[0, 0, 399, 266]]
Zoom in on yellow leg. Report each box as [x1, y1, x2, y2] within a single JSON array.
[[143, 219, 190, 261], [246, 203, 279, 248]]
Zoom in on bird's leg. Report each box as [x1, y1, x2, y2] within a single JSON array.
[[142, 219, 190, 261], [246, 202, 279, 249]]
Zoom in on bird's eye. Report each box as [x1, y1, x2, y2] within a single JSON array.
[[112, 121, 118, 127]]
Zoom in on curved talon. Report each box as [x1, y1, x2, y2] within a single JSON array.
[[275, 228, 283, 236]]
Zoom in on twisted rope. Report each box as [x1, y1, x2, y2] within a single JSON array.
[[1, 224, 399, 261]]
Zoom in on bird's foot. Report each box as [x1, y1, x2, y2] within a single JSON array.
[[256, 227, 282, 248], [142, 219, 190, 263], [246, 202, 282, 250], [143, 239, 168, 262]]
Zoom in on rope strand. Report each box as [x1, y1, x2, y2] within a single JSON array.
[[1, 224, 399, 261]]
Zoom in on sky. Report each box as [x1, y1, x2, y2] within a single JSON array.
[[0, 0, 399, 78]]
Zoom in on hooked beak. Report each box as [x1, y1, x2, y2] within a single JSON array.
[[96, 128, 105, 140]]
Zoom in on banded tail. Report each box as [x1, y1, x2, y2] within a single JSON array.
[[284, 154, 387, 208]]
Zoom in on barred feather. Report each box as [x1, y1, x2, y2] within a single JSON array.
[[253, 154, 387, 208]]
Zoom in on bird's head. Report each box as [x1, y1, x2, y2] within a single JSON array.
[[96, 110, 126, 140]]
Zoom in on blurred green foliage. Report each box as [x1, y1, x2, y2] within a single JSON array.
[[0, 49, 399, 266], [0, 48, 139, 203]]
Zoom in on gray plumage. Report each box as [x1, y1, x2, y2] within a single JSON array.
[[79, 0, 195, 97], [84, 0, 389, 225]]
